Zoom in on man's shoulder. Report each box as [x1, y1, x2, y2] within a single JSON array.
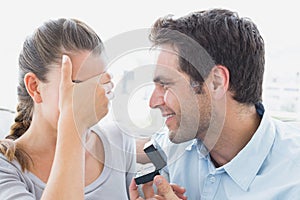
[[268, 119, 300, 166], [273, 119, 300, 142]]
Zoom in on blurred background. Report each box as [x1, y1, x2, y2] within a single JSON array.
[[0, 0, 299, 127]]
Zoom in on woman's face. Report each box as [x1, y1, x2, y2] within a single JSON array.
[[37, 50, 106, 132]]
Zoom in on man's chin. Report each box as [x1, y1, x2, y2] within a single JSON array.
[[168, 130, 192, 144]]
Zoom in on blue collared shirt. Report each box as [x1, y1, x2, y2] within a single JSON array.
[[153, 110, 300, 200]]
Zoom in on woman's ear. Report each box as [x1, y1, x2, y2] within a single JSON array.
[[208, 65, 230, 100], [24, 72, 42, 103]]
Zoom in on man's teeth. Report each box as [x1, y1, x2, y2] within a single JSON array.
[[166, 114, 175, 119]]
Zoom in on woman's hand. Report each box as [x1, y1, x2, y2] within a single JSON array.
[[42, 55, 113, 200], [129, 175, 187, 200], [58, 55, 113, 134]]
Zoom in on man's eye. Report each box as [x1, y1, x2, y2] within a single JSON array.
[[159, 82, 170, 89]]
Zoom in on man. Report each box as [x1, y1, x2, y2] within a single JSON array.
[[131, 8, 300, 199]]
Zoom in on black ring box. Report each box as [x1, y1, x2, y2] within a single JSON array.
[[134, 140, 167, 185]]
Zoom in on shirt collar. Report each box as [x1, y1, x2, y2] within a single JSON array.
[[185, 103, 276, 191], [185, 139, 197, 151], [223, 110, 276, 191], [185, 138, 209, 160]]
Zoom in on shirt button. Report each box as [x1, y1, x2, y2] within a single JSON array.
[[209, 176, 216, 183]]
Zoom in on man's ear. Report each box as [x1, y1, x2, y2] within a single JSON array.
[[24, 72, 42, 103], [207, 65, 230, 100]]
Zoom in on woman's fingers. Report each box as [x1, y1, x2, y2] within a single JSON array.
[[60, 55, 73, 87], [99, 72, 112, 84], [83, 72, 114, 100], [102, 82, 114, 93], [59, 55, 73, 111], [59, 57, 113, 130], [98, 72, 114, 100]]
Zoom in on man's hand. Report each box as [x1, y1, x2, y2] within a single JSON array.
[[129, 175, 187, 200]]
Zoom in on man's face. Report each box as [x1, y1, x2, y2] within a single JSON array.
[[149, 46, 212, 143]]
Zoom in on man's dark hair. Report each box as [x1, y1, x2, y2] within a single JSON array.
[[149, 8, 265, 104]]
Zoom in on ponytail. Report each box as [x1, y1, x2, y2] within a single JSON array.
[[0, 90, 33, 171], [8, 101, 33, 140], [0, 138, 33, 171]]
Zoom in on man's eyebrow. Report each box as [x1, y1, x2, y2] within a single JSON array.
[[153, 76, 162, 83], [153, 76, 175, 83]]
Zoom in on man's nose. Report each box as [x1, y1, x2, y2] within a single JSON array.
[[149, 87, 165, 109]]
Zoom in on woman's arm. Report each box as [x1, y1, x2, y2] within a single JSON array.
[[41, 55, 110, 199]]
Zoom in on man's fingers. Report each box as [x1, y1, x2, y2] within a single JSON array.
[[129, 178, 140, 200], [153, 195, 165, 200], [170, 184, 186, 199], [154, 175, 180, 199], [130, 176, 186, 200], [170, 184, 185, 194], [142, 181, 155, 199]]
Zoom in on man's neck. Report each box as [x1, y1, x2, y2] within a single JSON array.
[[203, 102, 262, 167]]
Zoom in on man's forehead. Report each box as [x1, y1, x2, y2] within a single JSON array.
[[156, 46, 180, 68], [154, 46, 180, 75], [153, 62, 187, 83]]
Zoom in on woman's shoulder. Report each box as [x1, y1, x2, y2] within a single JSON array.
[[0, 153, 24, 178], [0, 153, 16, 168], [91, 121, 135, 146], [90, 121, 136, 173]]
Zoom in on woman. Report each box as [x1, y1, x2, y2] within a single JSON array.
[[0, 18, 135, 199]]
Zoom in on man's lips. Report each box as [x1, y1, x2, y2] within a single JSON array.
[[162, 113, 176, 125], [162, 113, 176, 119]]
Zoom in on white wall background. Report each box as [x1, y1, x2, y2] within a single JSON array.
[[0, 0, 299, 119]]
